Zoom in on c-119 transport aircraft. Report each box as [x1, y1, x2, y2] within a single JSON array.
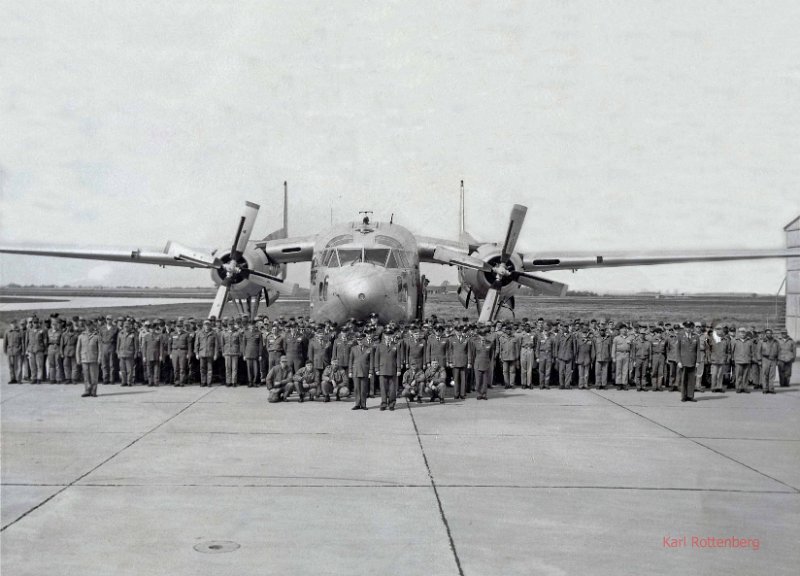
[[2, 182, 798, 323]]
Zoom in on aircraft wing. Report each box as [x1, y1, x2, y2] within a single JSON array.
[[256, 235, 317, 263], [415, 236, 476, 263], [0, 246, 201, 268], [520, 248, 800, 272]]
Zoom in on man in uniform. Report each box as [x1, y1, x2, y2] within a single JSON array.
[[649, 327, 667, 391], [592, 326, 612, 389], [26, 318, 48, 384], [374, 328, 402, 411], [348, 333, 372, 410], [3, 320, 24, 383], [448, 326, 471, 399], [499, 326, 521, 389], [321, 358, 348, 401], [666, 325, 680, 391], [117, 321, 139, 386], [536, 324, 555, 389], [169, 319, 191, 387], [631, 327, 651, 391], [731, 327, 752, 393], [290, 360, 318, 402], [758, 329, 779, 394], [46, 319, 63, 383], [76, 320, 100, 397], [308, 325, 333, 388], [709, 325, 731, 393], [141, 322, 162, 387], [470, 326, 494, 400], [195, 320, 219, 387], [265, 355, 295, 402], [61, 321, 79, 384], [423, 359, 447, 404], [777, 330, 796, 388], [219, 318, 242, 387], [264, 324, 285, 376], [98, 314, 119, 384], [519, 324, 537, 389], [401, 360, 424, 403], [676, 321, 700, 402], [242, 319, 263, 387], [575, 326, 594, 389], [612, 324, 633, 390]]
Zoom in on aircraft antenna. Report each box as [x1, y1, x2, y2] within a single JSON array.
[[283, 181, 288, 234], [390, 212, 394, 224], [459, 180, 465, 236]]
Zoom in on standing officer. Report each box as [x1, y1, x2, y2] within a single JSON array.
[[666, 325, 680, 391], [117, 321, 139, 386], [265, 324, 285, 375], [3, 320, 24, 383], [61, 322, 79, 384], [536, 324, 555, 389], [426, 326, 448, 370], [499, 326, 521, 389], [423, 359, 447, 403], [284, 322, 308, 374], [575, 327, 594, 389], [26, 318, 47, 384], [448, 326, 471, 399], [241, 319, 263, 387], [46, 319, 63, 383], [709, 325, 731, 393], [612, 324, 633, 390], [98, 315, 119, 384], [649, 327, 667, 391], [470, 326, 494, 400], [348, 333, 372, 410], [519, 324, 536, 389], [676, 321, 700, 402], [777, 330, 796, 388], [374, 328, 402, 411], [76, 320, 100, 397], [405, 326, 427, 372], [758, 329, 779, 394], [195, 320, 219, 387], [141, 322, 162, 387], [631, 327, 652, 391], [308, 325, 333, 388], [556, 324, 578, 389], [592, 326, 613, 389], [169, 320, 191, 387], [219, 318, 242, 387], [730, 327, 752, 393]]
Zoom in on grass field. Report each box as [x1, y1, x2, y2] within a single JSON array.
[[0, 291, 786, 333]]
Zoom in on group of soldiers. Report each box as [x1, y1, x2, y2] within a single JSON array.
[[3, 312, 796, 407]]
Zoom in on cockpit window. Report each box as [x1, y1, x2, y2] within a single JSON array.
[[386, 251, 399, 268], [337, 249, 363, 265], [323, 249, 340, 267], [364, 248, 390, 266]]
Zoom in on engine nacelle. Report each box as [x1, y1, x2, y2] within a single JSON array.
[[457, 244, 525, 302], [210, 246, 282, 299]]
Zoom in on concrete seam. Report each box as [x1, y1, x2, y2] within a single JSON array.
[[589, 390, 800, 494], [407, 400, 466, 576], [0, 386, 218, 532]]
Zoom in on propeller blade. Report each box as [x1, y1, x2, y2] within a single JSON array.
[[164, 241, 219, 268], [513, 272, 568, 297], [478, 286, 502, 324], [245, 269, 285, 283], [229, 201, 260, 259], [209, 284, 230, 319], [247, 274, 298, 295], [433, 246, 491, 271], [500, 204, 527, 262]]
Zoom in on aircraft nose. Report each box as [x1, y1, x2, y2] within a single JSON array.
[[337, 266, 387, 316]]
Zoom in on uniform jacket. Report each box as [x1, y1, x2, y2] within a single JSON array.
[[26, 328, 48, 354], [293, 366, 317, 385], [241, 329, 263, 360], [194, 330, 218, 358], [708, 335, 731, 364], [592, 335, 613, 362], [117, 331, 139, 358], [219, 329, 242, 356], [424, 365, 447, 385], [284, 331, 307, 361], [47, 328, 62, 353], [536, 332, 555, 361], [499, 334, 521, 361], [405, 336, 427, 367], [426, 336, 448, 366], [61, 331, 79, 357], [758, 339, 779, 361], [265, 332, 285, 354], [3, 328, 24, 355], [308, 336, 332, 369], [169, 330, 191, 353], [141, 331, 162, 361], [332, 336, 352, 367], [631, 337, 651, 362], [778, 338, 796, 362], [98, 324, 119, 350], [611, 334, 633, 358], [266, 365, 294, 387], [666, 334, 680, 362], [348, 343, 373, 378], [402, 367, 424, 389], [675, 332, 701, 366], [374, 339, 402, 375], [470, 337, 495, 371], [448, 336, 471, 367], [556, 332, 577, 362], [731, 337, 752, 364], [650, 338, 667, 359], [76, 331, 101, 363], [322, 365, 348, 385], [576, 337, 594, 365]]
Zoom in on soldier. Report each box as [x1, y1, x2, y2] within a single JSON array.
[[46, 319, 63, 383], [499, 326, 521, 389], [290, 360, 318, 402], [665, 325, 680, 391], [425, 326, 448, 369], [611, 324, 633, 390], [169, 320, 191, 387], [283, 322, 307, 373], [321, 358, 348, 401], [331, 329, 352, 375], [76, 321, 100, 397], [448, 326, 471, 399], [470, 326, 494, 400], [649, 327, 667, 391], [758, 329, 779, 394], [631, 327, 651, 391], [117, 321, 139, 386], [731, 327, 752, 393], [195, 320, 219, 387], [777, 330, 796, 388], [3, 320, 24, 383], [374, 328, 402, 411], [26, 318, 47, 384], [575, 327, 594, 389], [676, 321, 700, 402], [98, 314, 119, 384], [308, 325, 333, 387], [536, 325, 555, 389], [405, 326, 427, 371], [592, 327, 612, 389], [556, 325, 578, 389], [708, 325, 731, 393], [241, 319, 263, 387], [749, 329, 762, 389], [695, 324, 710, 392], [141, 322, 162, 387], [348, 333, 373, 410], [61, 321, 80, 384], [264, 324, 285, 376], [401, 360, 425, 403], [423, 359, 447, 403], [519, 324, 536, 389], [219, 318, 242, 387], [265, 355, 295, 402]]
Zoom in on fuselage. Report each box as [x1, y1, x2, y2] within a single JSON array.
[[309, 220, 422, 323]]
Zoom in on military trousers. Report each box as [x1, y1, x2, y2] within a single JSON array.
[[451, 367, 467, 397], [711, 364, 726, 391], [31, 352, 45, 381], [199, 356, 215, 385], [679, 365, 696, 400], [760, 360, 776, 392], [379, 375, 398, 408], [633, 359, 648, 390], [223, 355, 239, 385], [473, 369, 489, 396], [734, 363, 750, 392], [352, 376, 369, 408], [558, 359, 574, 388], [651, 357, 665, 390], [520, 349, 535, 387], [147, 360, 160, 386], [119, 357, 135, 385], [614, 355, 630, 388], [82, 362, 100, 396], [594, 361, 610, 388], [171, 350, 189, 385], [695, 362, 706, 390], [46, 350, 63, 382], [8, 353, 23, 382], [100, 347, 115, 383], [778, 360, 793, 388], [538, 358, 552, 389], [425, 381, 446, 400], [63, 355, 78, 382], [502, 360, 517, 388], [577, 363, 590, 389], [244, 358, 259, 385]]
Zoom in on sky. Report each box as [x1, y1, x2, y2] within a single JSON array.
[[1, 0, 799, 293]]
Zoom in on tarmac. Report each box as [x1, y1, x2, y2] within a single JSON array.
[[1, 365, 798, 575]]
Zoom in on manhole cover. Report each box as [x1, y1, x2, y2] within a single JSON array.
[[193, 541, 240, 554]]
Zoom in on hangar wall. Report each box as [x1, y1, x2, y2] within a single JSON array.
[[786, 216, 800, 384]]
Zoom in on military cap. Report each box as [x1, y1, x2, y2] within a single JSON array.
[[203, 320, 211, 325], [683, 321, 694, 328], [280, 355, 287, 361]]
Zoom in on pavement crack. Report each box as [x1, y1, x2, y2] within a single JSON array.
[[407, 399, 465, 576]]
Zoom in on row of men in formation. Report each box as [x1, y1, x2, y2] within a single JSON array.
[[3, 312, 796, 406]]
